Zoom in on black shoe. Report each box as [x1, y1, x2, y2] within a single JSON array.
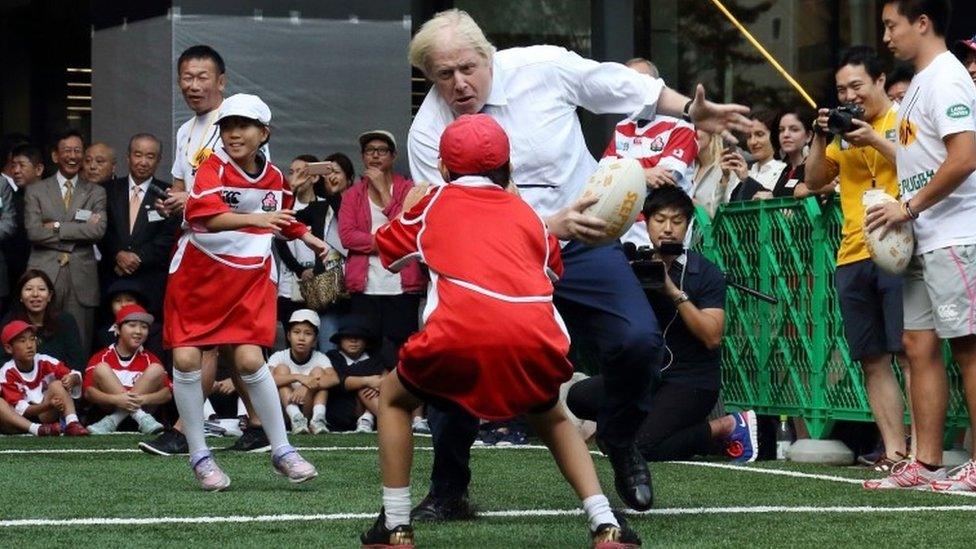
[[226, 425, 271, 453], [361, 508, 414, 548], [138, 429, 189, 456], [591, 511, 642, 548], [600, 439, 653, 511], [409, 492, 477, 522]]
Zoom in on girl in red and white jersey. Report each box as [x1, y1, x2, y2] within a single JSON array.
[[163, 94, 326, 491]]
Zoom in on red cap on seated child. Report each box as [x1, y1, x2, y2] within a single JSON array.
[[1, 320, 34, 346], [115, 304, 155, 327], [439, 114, 510, 175]]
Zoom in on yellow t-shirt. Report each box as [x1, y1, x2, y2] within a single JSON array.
[[825, 105, 900, 266]]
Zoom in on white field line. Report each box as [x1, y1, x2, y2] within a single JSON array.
[[4, 505, 976, 528]]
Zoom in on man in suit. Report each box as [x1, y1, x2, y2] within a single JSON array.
[[3, 144, 45, 296], [100, 133, 175, 315], [24, 130, 107, 353]]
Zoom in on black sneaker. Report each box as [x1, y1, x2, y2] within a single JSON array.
[[600, 439, 653, 511], [226, 425, 271, 453], [138, 429, 189, 456], [360, 508, 414, 548], [591, 511, 642, 548], [410, 492, 477, 522]]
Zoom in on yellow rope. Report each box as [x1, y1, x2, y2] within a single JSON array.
[[709, 0, 818, 109]]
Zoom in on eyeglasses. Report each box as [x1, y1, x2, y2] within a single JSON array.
[[363, 147, 392, 156]]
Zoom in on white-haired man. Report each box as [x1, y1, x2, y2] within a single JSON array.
[[403, 7, 750, 530]]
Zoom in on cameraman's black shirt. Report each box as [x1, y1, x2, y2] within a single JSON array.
[[644, 250, 726, 390]]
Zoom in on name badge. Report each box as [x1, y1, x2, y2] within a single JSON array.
[[785, 178, 799, 189], [74, 209, 93, 221], [147, 210, 164, 223]]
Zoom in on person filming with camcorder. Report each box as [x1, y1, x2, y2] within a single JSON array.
[[567, 186, 760, 463]]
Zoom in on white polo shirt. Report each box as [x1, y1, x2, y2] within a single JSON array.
[[408, 45, 664, 218]]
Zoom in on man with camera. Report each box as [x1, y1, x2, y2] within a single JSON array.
[[806, 46, 909, 470], [567, 186, 759, 462]]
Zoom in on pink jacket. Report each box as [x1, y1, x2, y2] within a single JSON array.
[[338, 173, 427, 294]]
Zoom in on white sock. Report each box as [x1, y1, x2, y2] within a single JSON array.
[[64, 413, 79, 424], [236, 398, 247, 417], [131, 409, 147, 422], [312, 404, 326, 420], [173, 369, 207, 455], [240, 367, 290, 454], [383, 486, 412, 529], [110, 409, 128, 424], [203, 398, 216, 419], [582, 494, 617, 530], [285, 404, 302, 419], [28, 423, 40, 436]]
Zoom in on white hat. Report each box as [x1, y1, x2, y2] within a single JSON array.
[[358, 130, 397, 152], [288, 309, 321, 330], [216, 93, 272, 126]]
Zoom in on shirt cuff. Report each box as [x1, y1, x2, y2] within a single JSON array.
[[631, 75, 665, 121]]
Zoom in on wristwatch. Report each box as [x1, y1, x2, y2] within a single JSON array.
[[672, 291, 690, 306], [52, 221, 61, 233], [682, 100, 693, 122]]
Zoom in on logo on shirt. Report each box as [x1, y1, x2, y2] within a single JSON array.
[[261, 192, 278, 212], [899, 169, 934, 195], [946, 104, 971, 119], [649, 137, 665, 152], [671, 148, 684, 158], [885, 129, 896, 142], [937, 303, 960, 322], [898, 118, 917, 147], [222, 190, 241, 206]]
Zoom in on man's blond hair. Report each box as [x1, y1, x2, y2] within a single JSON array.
[[409, 9, 495, 78]]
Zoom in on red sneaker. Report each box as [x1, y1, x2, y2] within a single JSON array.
[[64, 421, 90, 436], [36, 423, 62, 436], [862, 459, 945, 490], [930, 460, 976, 492]]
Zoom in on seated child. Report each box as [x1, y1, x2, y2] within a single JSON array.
[[359, 114, 639, 548], [319, 316, 386, 433], [270, 309, 333, 435], [96, 279, 166, 360], [85, 304, 172, 435], [0, 320, 88, 436]]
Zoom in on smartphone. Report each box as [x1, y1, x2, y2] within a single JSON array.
[[306, 162, 335, 176]]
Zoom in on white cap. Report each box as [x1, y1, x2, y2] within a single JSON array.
[[358, 130, 397, 152], [288, 309, 320, 329], [216, 93, 272, 126]]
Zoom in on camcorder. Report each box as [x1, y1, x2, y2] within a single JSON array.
[[623, 241, 684, 290], [826, 103, 865, 134]]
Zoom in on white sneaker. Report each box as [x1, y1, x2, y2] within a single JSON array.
[[412, 417, 431, 434], [355, 415, 375, 433], [136, 414, 165, 435], [291, 413, 309, 435], [863, 459, 946, 490], [309, 416, 329, 435], [931, 460, 976, 492], [87, 415, 119, 435]]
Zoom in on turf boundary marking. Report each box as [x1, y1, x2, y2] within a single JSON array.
[[5, 505, 976, 528], [0, 445, 552, 455]]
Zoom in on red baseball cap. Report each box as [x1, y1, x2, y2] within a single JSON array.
[[115, 304, 154, 327], [439, 114, 510, 175], [955, 35, 976, 57], [1, 320, 35, 346]]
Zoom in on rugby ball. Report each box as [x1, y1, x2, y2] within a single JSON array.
[[862, 189, 915, 275], [579, 157, 647, 244]]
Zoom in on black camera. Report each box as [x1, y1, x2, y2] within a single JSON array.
[[826, 103, 865, 134], [146, 180, 172, 201], [623, 242, 684, 290]]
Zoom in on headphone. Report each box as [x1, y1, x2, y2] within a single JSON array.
[[659, 254, 688, 374]]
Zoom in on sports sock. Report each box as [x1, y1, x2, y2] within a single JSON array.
[[383, 486, 412, 529], [312, 404, 326, 420], [64, 413, 79, 424], [203, 398, 216, 419], [240, 367, 289, 454], [173, 369, 207, 455], [285, 404, 302, 419], [28, 423, 40, 436], [131, 409, 148, 422], [110, 409, 128, 424], [582, 494, 617, 530]]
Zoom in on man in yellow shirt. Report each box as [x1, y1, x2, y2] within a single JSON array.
[[807, 46, 908, 470]]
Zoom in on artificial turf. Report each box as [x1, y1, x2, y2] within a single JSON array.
[[1, 434, 973, 547]]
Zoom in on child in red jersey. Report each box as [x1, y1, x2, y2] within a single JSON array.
[[0, 321, 87, 436], [359, 115, 640, 548], [85, 304, 171, 435], [164, 93, 327, 491]]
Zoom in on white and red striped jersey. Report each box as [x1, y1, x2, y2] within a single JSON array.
[[84, 345, 170, 391], [603, 114, 698, 193], [1, 354, 81, 415]]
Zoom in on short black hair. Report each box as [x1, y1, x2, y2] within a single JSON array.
[[294, 154, 319, 164], [324, 152, 355, 182], [10, 144, 43, 166], [51, 129, 84, 152], [642, 185, 695, 220], [885, 64, 915, 91], [177, 45, 226, 75], [837, 45, 885, 80], [128, 133, 162, 155], [447, 162, 512, 188], [883, 0, 951, 37]]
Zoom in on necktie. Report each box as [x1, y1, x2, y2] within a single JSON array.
[[63, 179, 73, 211], [129, 186, 142, 233]]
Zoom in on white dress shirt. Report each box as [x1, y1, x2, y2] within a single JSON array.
[[409, 45, 664, 218], [56, 171, 78, 199], [128, 175, 151, 196]]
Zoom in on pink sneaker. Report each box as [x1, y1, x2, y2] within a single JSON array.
[[862, 459, 945, 490], [272, 445, 318, 483], [191, 452, 231, 492], [930, 460, 976, 492]]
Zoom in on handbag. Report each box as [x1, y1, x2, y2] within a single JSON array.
[[298, 259, 348, 312]]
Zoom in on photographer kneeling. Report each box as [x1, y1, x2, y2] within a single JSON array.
[[567, 187, 758, 462]]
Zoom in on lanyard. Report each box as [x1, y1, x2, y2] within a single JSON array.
[[858, 108, 893, 188]]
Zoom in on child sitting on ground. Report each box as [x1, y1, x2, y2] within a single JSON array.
[[85, 304, 172, 435], [0, 320, 88, 436], [319, 316, 386, 433], [270, 309, 333, 435]]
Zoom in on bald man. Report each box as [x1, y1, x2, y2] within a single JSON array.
[[83, 143, 116, 184]]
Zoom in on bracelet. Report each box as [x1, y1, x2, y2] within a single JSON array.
[[672, 292, 690, 307], [904, 199, 920, 220], [682, 100, 693, 122]]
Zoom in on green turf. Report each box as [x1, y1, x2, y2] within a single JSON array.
[[1, 434, 974, 547]]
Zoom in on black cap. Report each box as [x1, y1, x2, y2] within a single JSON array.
[[329, 315, 377, 346]]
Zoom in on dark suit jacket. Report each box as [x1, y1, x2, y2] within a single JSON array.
[[100, 176, 177, 313], [24, 175, 107, 306]]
